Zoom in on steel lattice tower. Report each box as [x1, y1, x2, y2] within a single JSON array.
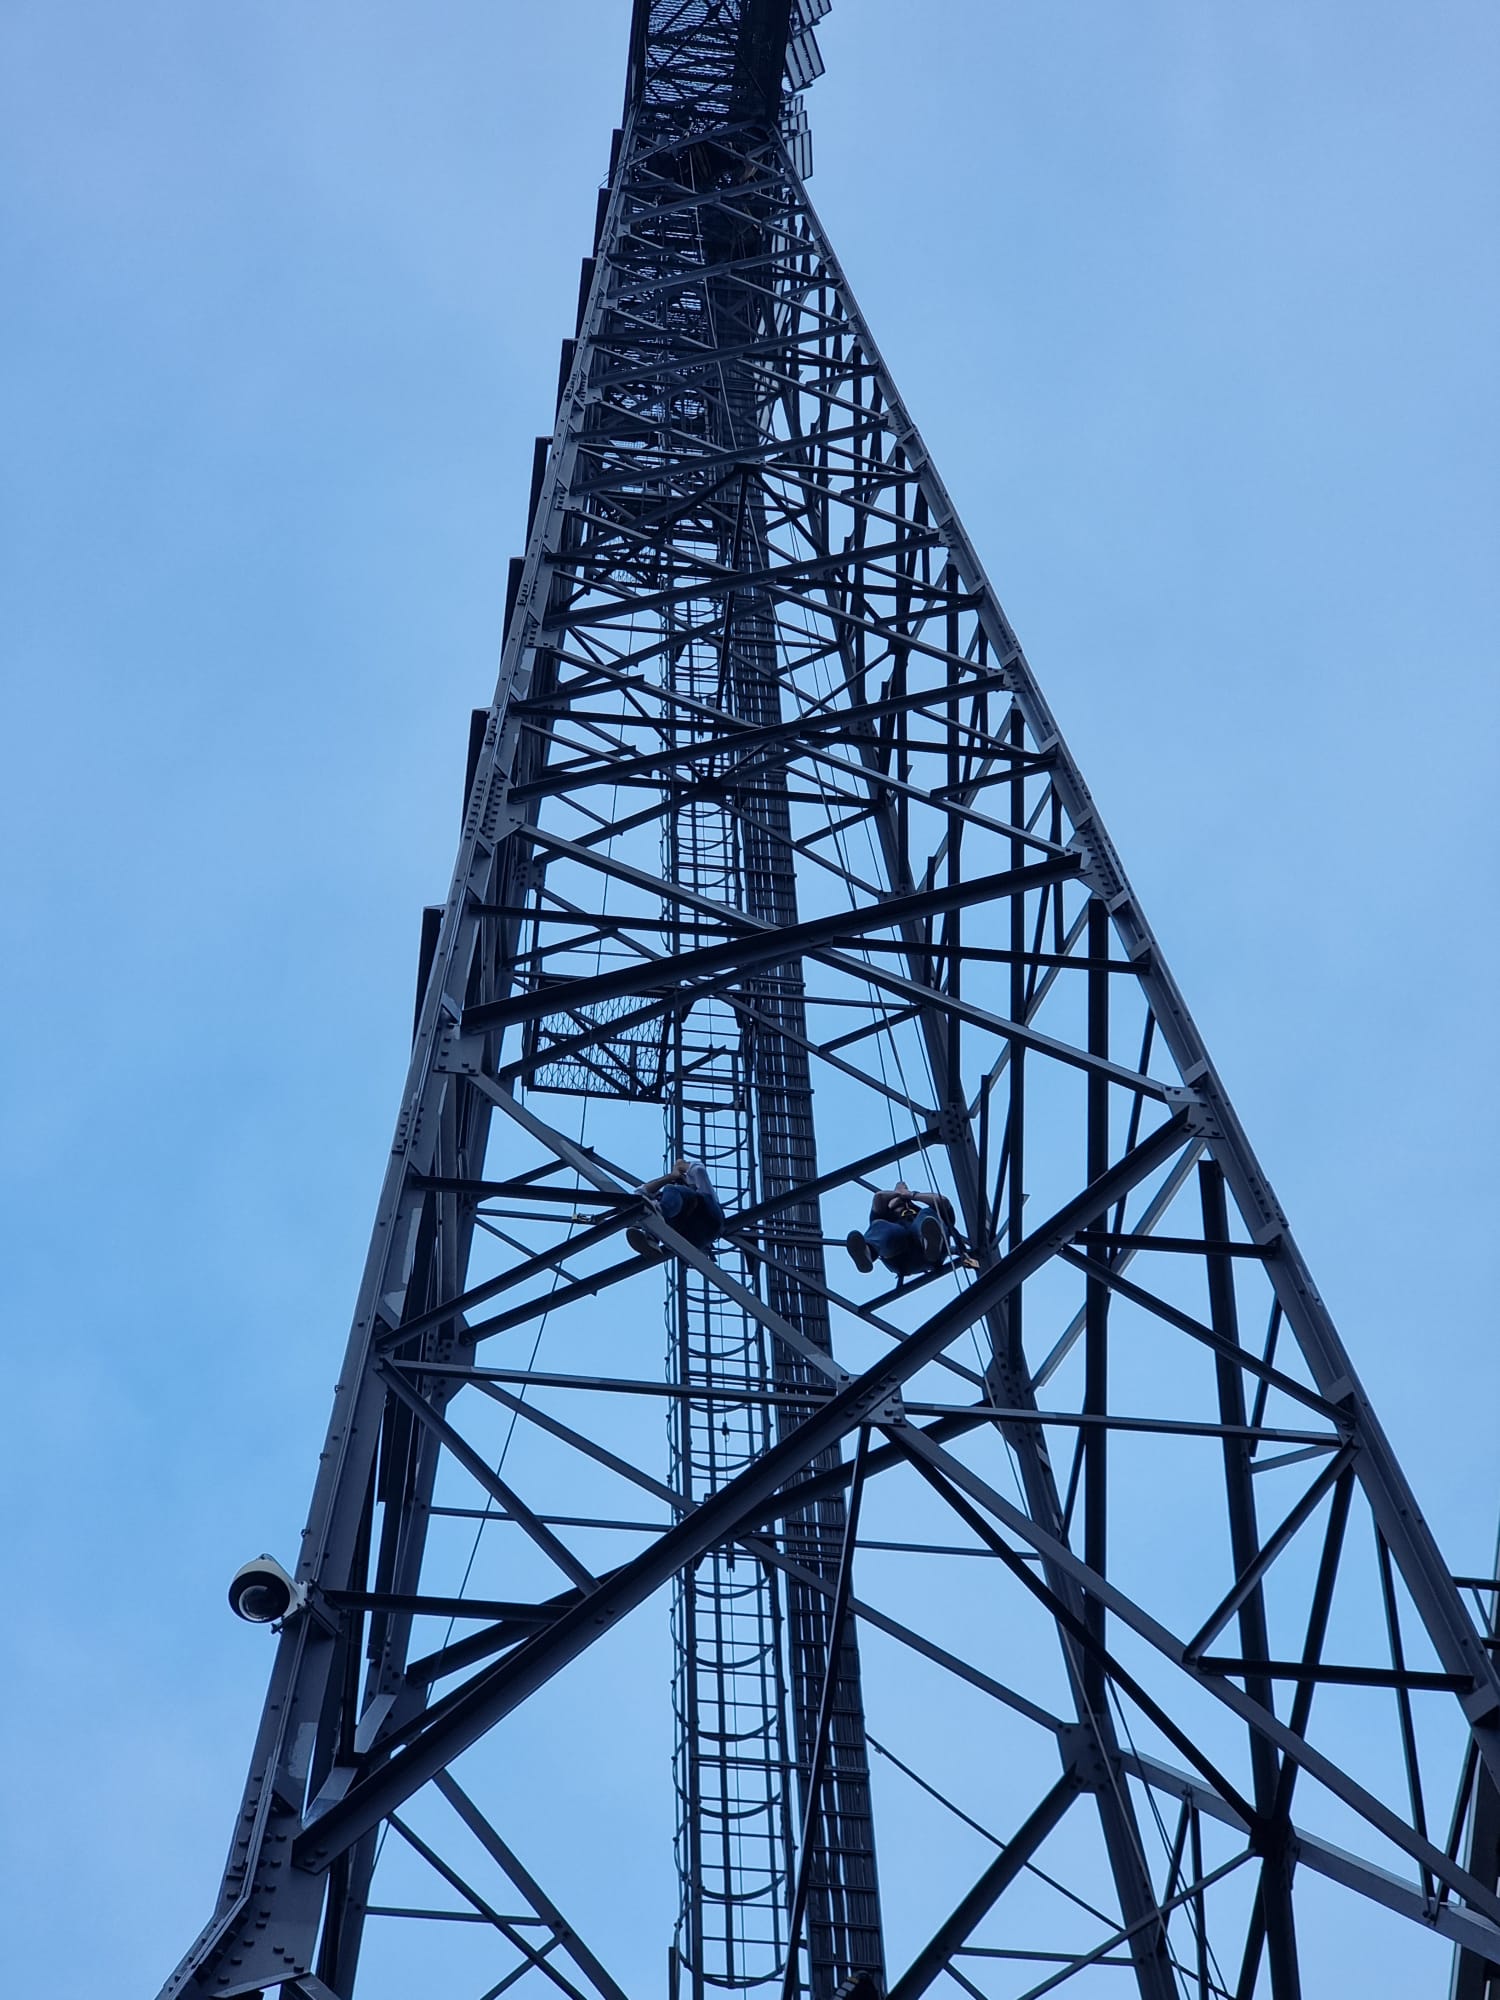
[[157, 6, 1500, 1998]]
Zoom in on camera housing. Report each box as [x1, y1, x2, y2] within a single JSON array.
[[227, 1554, 306, 1625]]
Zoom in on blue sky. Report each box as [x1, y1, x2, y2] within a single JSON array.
[[2, 3, 1496, 1993]]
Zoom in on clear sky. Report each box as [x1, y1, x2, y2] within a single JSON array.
[[1, 3, 1496, 1994]]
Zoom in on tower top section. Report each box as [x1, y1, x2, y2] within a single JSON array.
[[626, 0, 830, 166]]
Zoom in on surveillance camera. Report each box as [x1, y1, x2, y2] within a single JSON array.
[[228, 1554, 305, 1625]]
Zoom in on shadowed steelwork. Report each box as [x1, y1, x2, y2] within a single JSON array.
[[155, 5, 1500, 1998]]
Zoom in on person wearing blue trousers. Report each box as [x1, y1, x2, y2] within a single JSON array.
[[628, 1156, 725, 1256], [846, 1181, 956, 1279]]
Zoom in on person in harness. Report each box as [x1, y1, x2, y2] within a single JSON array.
[[628, 1156, 725, 1257], [846, 1181, 960, 1280]]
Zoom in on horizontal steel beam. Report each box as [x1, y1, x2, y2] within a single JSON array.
[[463, 856, 1078, 1033], [1193, 1657, 1470, 1693], [505, 663, 1011, 804]]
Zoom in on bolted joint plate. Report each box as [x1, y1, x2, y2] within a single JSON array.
[[1057, 1721, 1115, 1795], [1160, 1083, 1220, 1142], [433, 1028, 486, 1077]]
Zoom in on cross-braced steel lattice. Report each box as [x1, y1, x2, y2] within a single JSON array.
[[157, 5, 1500, 1998]]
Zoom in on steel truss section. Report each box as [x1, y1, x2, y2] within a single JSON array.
[[156, 4, 1500, 1998]]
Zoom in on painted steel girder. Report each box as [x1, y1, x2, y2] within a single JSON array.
[[156, 14, 1500, 2000]]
